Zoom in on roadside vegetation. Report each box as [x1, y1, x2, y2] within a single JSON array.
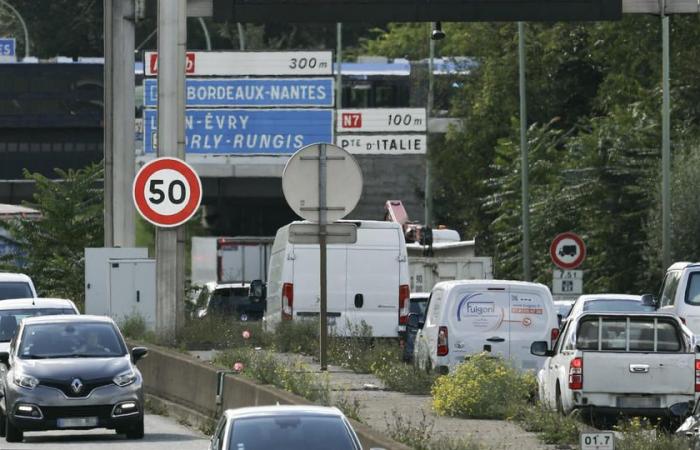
[[125, 316, 693, 449]]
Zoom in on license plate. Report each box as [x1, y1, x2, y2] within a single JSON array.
[[57, 417, 98, 428], [617, 396, 660, 408]]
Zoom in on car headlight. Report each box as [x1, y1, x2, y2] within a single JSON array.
[[13, 373, 39, 389], [113, 369, 137, 387]]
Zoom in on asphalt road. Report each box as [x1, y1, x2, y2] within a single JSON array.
[[4, 414, 209, 450]]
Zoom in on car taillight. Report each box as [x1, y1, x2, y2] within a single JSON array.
[[398, 284, 410, 324], [569, 357, 583, 390], [551, 328, 560, 348], [282, 283, 293, 320], [695, 360, 700, 392], [437, 326, 449, 356]]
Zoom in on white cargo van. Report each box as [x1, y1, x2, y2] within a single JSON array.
[[651, 262, 700, 334], [413, 280, 559, 373], [263, 220, 410, 338]]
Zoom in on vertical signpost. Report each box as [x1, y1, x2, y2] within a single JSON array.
[[282, 143, 363, 370]]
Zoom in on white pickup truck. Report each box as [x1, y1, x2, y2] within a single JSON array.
[[531, 312, 698, 420]]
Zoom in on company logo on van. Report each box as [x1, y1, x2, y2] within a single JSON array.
[[456, 293, 505, 331]]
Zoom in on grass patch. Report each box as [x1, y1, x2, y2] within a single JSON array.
[[273, 320, 319, 354], [372, 359, 436, 395], [334, 393, 363, 423], [614, 418, 689, 450], [385, 409, 481, 450], [176, 316, 271, 350], [514, 405, 582, 445], [119, 314, 156, 342]]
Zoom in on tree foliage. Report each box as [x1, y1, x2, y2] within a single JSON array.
[[363, 16, 700, 292], [0, 164, 103, 309]]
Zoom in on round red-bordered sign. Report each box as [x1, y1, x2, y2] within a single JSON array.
[[132, 157, 202, 228], [549, 232, 586, 270]]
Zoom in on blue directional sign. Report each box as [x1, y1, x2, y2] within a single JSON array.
[[143, 109, 334, 154], [143, 78, 334, 108], [0, 38, 16, 57]]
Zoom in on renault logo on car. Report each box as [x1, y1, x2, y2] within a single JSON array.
[[71, 378, 83, 394]]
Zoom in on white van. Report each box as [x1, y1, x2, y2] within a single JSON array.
[[653, 262, 700, 334], [413, 280, 560, 373], [263, 220, 410, 338], [0, 273, 37, 300]]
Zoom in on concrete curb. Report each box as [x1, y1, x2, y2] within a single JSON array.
[[132, 341, 412, 450], [145, 393, 214, 436]]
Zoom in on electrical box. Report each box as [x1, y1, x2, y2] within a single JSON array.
[[85, 248, 155, 329]]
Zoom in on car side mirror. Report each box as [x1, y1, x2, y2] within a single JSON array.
[[641, 293, 658, 309], [0, 351, 9, 365], [530, 341, 554, 357], [250, 280, 266, 302], [131, 346, 148, 364], [407, 313, 420, 329]]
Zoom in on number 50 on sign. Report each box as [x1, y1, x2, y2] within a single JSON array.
[[132, 157, 202, 228]]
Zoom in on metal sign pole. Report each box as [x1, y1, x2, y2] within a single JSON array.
[[319, 143, 329, 371]]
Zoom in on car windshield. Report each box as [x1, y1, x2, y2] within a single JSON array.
[[582, 299, 654, 313], [410, 298, 429, 319], [0, 308, 77, 342], [18, 322, 127, 359], [0, 282, 33, 300], [228, 415, 357, 450], [209, 287, 249, 315]]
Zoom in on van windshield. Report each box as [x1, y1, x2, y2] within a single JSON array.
[[0, 282, 33, 300]]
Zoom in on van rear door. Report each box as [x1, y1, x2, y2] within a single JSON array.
[[509, 287, 554, 370], [449, 286, 510, 360], [345, 227, 401, 337], [292, 244, 347, 326]]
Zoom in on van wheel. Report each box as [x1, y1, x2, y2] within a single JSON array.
[[555, 384, 564, 415], [5, 415, 22, 443], [425, 359, 433, 375]]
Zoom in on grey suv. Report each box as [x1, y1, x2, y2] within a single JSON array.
[[0, 315, 148, 442]]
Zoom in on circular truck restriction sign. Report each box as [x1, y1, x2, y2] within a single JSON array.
[[550, 232, 586, 270], [132, 157, 202, 228]]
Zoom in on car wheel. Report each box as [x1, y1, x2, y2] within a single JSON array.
[[0, 408, 6, 437], [125, 416, 145, 439], [5, 414, 22, 443]]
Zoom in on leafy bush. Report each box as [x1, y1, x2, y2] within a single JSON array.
[[432, 353, 534, 419], [372, 359, 436, 395], [514, 405, 581, 445], [334, 394, 363, 422], [214, 348, 330, 404], [277, 361, 330, 404], [119, 314, 155, 342]]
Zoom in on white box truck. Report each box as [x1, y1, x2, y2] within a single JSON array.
[[191, 237, 274, 287], [263, 220, 411, 338]]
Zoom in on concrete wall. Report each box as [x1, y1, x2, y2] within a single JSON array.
[[136, 343, 411, 450], [351, 155, 426, 221]]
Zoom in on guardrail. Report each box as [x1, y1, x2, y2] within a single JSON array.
[[132, 342, 411, 450]]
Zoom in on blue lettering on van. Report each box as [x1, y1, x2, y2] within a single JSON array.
[[457, 292, 484, 321]]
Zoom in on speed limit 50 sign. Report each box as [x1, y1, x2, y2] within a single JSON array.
[[133, 157, 202, 228]]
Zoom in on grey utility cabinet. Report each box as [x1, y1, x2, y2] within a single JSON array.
[[85, 248, 156, 330]]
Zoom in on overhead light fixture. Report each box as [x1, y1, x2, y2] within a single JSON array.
[[432, 22, 446, 41]]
